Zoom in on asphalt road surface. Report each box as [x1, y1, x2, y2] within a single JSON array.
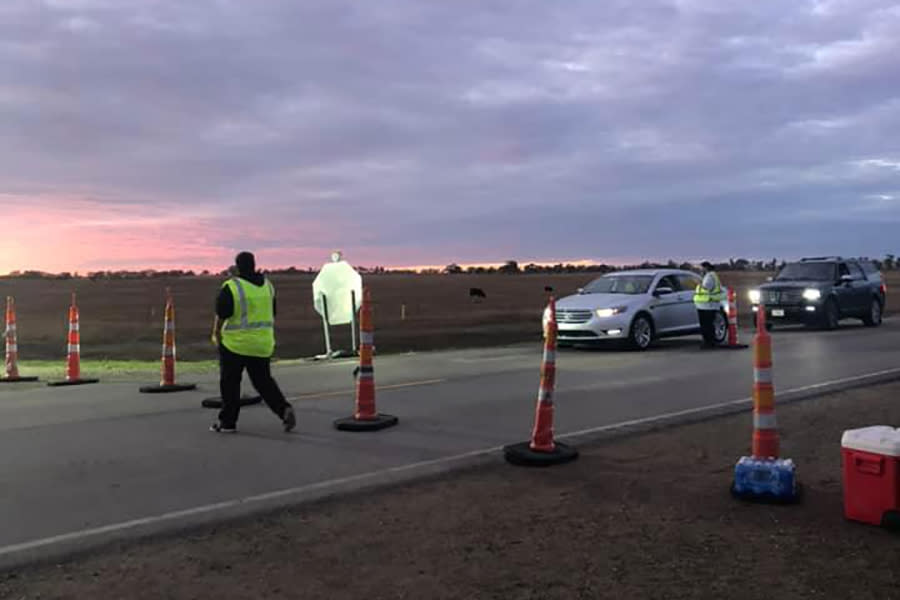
[[0, 319, 898, 566]]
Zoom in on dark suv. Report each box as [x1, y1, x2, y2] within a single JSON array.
[[749, 257, 886, 330]]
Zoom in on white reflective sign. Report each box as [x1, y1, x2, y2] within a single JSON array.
[[312, 259, 362, 325]]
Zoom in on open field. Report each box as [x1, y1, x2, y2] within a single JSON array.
[[3, 381, 898, 599], [1, 271, 896, 361]]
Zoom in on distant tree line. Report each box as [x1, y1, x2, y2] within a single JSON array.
[[0, 254, 896, 280], [439, 255, 898, 275]]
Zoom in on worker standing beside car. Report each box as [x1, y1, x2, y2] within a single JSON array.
[[694, 261, 725, 348]]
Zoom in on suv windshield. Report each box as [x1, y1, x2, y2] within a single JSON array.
[[775, 262, 836, 282], [582, 275, 654, 295]]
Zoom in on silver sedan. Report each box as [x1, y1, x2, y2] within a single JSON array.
[[544, 269, 730, 350]]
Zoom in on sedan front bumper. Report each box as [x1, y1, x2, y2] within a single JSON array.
[[556, 315, 630, 343]]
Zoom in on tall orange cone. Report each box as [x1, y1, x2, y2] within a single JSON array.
[[731, 305, 799, 502], [721, 288, 749, 349], [751, 306, 778, 459], [47, 293, 99, 387], [334, 287, 398, 431], [1, 297, 39, 383], [504, 296, 578, 466], [140, 288, 197, 394]]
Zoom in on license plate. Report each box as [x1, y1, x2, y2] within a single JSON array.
[[772, 309, 785, 317]]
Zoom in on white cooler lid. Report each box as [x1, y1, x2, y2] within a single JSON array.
[[842, 426, 900, 457]]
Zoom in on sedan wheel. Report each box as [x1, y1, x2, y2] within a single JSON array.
[[712, 311, 728, 344], [629, 315, 654, 351]]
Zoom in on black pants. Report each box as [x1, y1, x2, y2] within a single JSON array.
[[218, 344, 291, 428], [697, 309, 719, 346]]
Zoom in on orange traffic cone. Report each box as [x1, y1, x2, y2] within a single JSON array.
[[1, 297, 39, 383], [751, 307, 779, 459], [334, 287, 398, 431], [504, 296, 578, 466], [140, 289, 197, 393], [722, 288, 749, 349], [730, 305, 799, 502], [47, 293, 99, 387]]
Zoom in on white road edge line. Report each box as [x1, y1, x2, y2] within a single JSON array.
[[558, 366, 900, 439], [2, 366, 899, 560]]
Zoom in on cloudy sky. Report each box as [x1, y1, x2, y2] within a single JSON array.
[[1, 0, 899, 273]]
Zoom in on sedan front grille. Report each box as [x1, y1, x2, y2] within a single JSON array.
[[557, 330, 599, 338], [556, 309, 593, 324]]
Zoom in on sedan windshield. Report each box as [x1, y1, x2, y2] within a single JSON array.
[[582, 275, 654, 295], [775, 262, 836, 281]]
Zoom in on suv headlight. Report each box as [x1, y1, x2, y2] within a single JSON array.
[[803, 288, 822, 301], [748, 290, 761, 303], [596, 306, 626, 318]]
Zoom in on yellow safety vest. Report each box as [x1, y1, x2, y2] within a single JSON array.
[[694, 272, 725, 309], [221, 277, 276, 357]]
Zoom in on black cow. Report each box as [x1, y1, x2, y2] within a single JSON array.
[[469, 287, 486, 302]]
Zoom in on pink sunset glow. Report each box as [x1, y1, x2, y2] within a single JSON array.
[[3, 195, 633, 274], [0, 195, 344, 274]]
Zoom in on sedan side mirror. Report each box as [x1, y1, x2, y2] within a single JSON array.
[[654, 286, 674, 296], [576, 287, 584, 294], [839, 275, 853, 284]]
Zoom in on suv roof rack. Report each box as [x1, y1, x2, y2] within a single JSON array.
[[799, 256, 843, 262]]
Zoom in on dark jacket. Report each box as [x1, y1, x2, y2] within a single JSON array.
[[216, 271, 276, 320]]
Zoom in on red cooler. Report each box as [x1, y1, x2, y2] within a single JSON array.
[[841, 426, 900, 526]]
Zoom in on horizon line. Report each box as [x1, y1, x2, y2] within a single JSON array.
[[0, 256, 818, 278]]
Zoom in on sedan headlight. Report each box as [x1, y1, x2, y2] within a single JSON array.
[[596, 306, 627, 318], [803, 288, 822, 301], [748, 290, 761, 303]]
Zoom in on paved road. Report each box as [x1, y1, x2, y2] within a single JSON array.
[[0, 320, 898, 563]]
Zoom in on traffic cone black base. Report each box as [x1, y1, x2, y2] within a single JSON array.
[[334, 414, 398, 432], [0, 376, 39, 383], [140, 383, 197, 394], [47, 378, 99, 387], [200, 394, 262, 409], [503, 441, 579, 467]]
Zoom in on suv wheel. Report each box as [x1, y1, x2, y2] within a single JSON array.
[[628, 315, 654, 351], [712, 310, 728, 345], [821, 298, 840, 330], [862, 298, 883, 327]]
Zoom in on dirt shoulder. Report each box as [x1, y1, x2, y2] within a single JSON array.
[[3, 383, 900, 599]]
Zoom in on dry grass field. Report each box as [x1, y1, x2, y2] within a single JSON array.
[[0, 271, 895, 362]]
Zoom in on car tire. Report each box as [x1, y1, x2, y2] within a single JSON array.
[[862, 298, 883, 327], [712, 310, 728, 345], [821, 298, 840, 330], [628, 314, 654, 351]]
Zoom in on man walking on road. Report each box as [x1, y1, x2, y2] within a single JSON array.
[[211, 251, 296, 433], [694, 261, 725, 348]]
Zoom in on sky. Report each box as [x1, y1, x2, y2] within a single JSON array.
[[1, 0, 899, 274]]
